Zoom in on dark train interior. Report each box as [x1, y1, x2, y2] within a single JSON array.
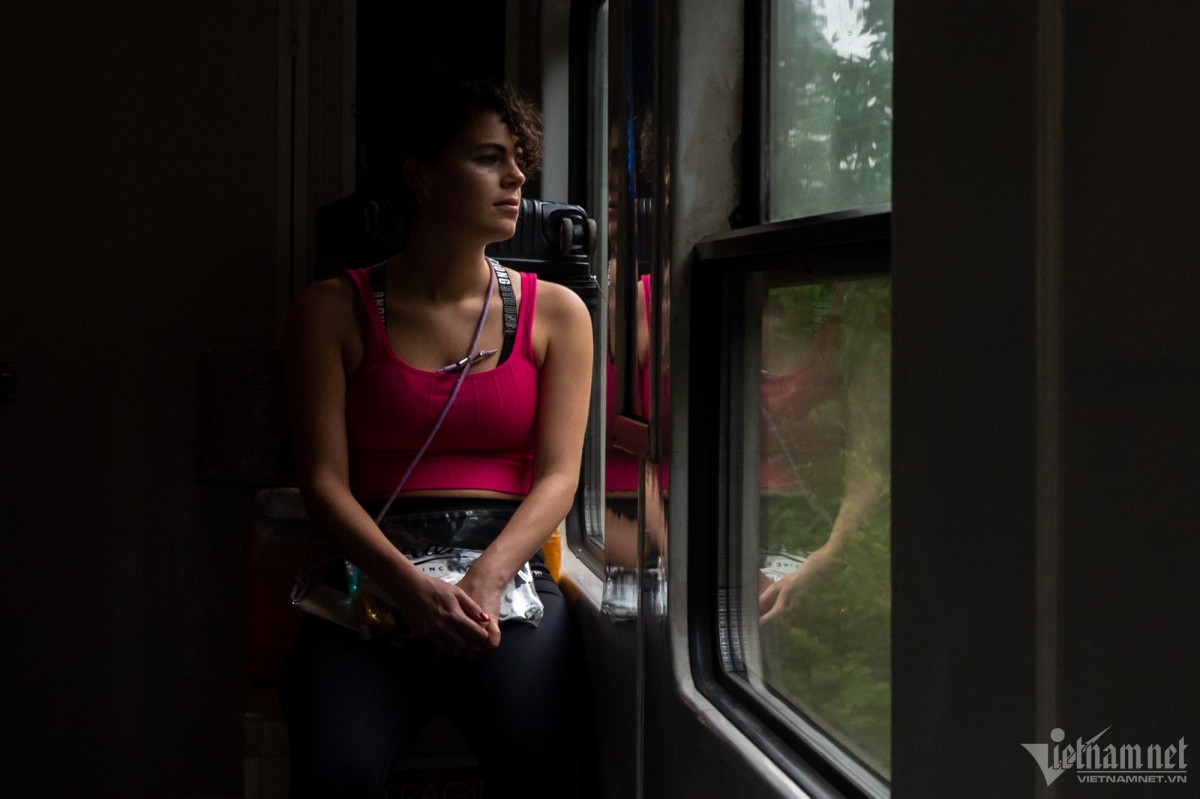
[[2, 1, 1199, 798]]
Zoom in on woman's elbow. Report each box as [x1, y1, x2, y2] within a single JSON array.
[[296, 468, 351, 520], [531, 468, 581, 506]]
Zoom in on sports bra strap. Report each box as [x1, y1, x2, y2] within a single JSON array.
[[368, 261, 387, 327], [367, 259, 517, 364], [490, 258, 517, 364]]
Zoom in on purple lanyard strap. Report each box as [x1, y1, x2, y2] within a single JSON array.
[[292, 263, 500, 605], [371, 266, 498, 524]]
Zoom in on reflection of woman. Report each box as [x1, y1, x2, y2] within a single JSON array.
[[758, 283, 889, 622], [604, 107, 671, 571], [603, 108, 646, 568], [603, 269, 648, 572], [280, 80, 592, 796], [758, 289, 844, 499], [605, 275, 649, 494]]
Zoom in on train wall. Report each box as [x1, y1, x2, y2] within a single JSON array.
[[0, 2, 281, 795]]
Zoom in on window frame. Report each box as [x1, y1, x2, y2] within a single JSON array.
[[733, 0, 767, 230], [563, 0, 658, 577], [688, 207, 892, 799], [563, 0, 611, 575]]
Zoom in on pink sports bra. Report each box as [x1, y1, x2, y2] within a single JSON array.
[[343, 267, 540, 499], [759, 295, 844, 493], [605, 274, 652, 493]]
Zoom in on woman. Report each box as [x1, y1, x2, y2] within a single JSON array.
[[280, 81, 593, 798]]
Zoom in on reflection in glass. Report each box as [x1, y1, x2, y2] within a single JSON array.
[[584, 0, 610, 551], [598, 0, 668, 617], [753, 276, 891, 775], [600, 0, 650, 617], [604, 218, 652, 614], [768, 0, 894, 220]]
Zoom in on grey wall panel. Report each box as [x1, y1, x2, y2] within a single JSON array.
[[894, 1, 1200, 797], [891, 0, 1042, 796], [648, 0, 810, 796], [573, 599, 639, 799], [1058, 2, 1200, 793], [642, 611, 794, 799]]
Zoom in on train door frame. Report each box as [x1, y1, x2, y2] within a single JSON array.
[[275, 0, 357, 331]]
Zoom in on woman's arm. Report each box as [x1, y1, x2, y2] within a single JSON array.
[[759, 308, 891, 623], [283, 280, 491, 656], [457, 281, 594, 646]]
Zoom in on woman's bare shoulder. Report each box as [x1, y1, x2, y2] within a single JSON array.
[[531, 279, 592, 369], [296, 274, 358, 312], [292, 274, 360, 321], [534, 278, 590, 327], [284, 274, 363, 354]]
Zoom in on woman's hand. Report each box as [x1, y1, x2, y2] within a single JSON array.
[[394, 575, 492, 659], [759, 547, 836, 624], [455, 564, 508, 651]]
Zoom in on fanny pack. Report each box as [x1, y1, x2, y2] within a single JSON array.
[[292, 259, 543, 641]]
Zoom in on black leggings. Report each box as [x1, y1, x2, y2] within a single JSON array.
[[280, 572, 573, 799]]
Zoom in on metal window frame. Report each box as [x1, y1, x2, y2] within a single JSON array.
[[563, 0, 659, 575], [563, 0, 610, 576], [689, 207, 892, 799], [734, 0, 768, 229]]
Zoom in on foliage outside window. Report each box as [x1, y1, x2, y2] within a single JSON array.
[[753, 275, 891, 777], [768, 0, 894, 220]]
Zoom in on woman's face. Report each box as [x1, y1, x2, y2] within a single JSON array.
[[413, 111, 526, 242]]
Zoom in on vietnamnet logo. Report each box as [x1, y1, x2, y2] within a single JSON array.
[[1022, 727, 1188, 785]]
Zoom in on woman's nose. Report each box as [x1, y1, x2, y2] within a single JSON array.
[[506, 161, 525, 188]]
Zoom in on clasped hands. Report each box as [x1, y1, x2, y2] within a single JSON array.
[[396, 561, 508, 659]]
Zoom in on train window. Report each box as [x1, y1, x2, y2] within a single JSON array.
[[563, 0, 612, 571], [750, 271, 891, 776], [586, 0, 612, 558], [690, 209, 891, 798], [574, 0, 655, 593], [695, 2, 893, 785], [566, 0, 648, 583], [764, 0, 893, 221]]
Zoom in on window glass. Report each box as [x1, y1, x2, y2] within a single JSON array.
[[751, 274, 891, 776], [585, 0, 610, 554], [768, 0, 894, 220], [600, 0, 650, 612]]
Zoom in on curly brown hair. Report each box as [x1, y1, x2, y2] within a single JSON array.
[[382, 78, 543, 224]]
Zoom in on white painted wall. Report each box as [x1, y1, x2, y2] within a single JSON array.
[[540, 0, 572, 202]]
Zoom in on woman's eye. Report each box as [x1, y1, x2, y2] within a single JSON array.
[[478, 155, 502, 165]]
